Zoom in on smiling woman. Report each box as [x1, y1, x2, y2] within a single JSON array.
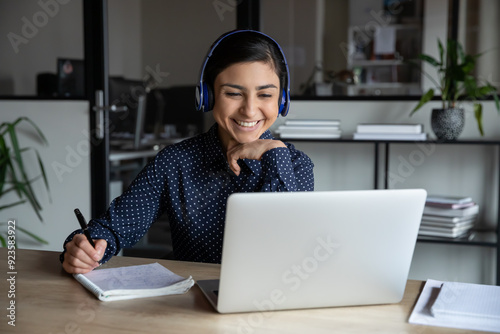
[[60, 30, 315, 273]]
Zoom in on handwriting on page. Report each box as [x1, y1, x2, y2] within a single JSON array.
[[83, 263, 185, 291]]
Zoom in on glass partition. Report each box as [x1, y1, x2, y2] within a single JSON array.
[[260, 0, 500, 99], [0, 0, 84, 98]]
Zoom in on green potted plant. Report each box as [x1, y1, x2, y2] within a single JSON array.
[[410, 38, 500, 140], [0, 117, 49, 247]]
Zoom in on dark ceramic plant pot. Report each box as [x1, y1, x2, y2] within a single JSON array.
[[431, 108, 464, 141]]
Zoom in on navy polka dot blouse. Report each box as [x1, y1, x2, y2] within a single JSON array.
[[62, 123, 314, 264]]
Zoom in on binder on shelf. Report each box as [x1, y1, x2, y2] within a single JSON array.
[[424, 201, 476, 209], [276, 119, 342, 140], [285, 119, 340, 127], [421, 215, 477, 225], [353, 132, 427, 141], [356, 123, 423, 134], [426, 195, 473, 205], [423, 204, 479, 217], [418, 224, 474, 238], [419, 194, 478, 238]]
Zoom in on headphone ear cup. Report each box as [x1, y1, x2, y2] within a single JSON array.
[[279, 88, 286, 116], [202, 83, 214, 112]]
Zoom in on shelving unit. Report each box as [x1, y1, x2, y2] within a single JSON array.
[[286, 137, 500, 285], [346, 24, 422, 96]]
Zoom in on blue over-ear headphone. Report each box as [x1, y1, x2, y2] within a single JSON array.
[[195, 30, 291, 117]]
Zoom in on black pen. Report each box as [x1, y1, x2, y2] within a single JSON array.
[[74, 208, 96, 248]]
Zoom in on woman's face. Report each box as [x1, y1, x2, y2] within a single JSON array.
[[212, 61, 281, 151]]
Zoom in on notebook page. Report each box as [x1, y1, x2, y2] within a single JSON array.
[[431, 281, 500, 319], [409, 279, 500, 333], [82, 262, 185, 291]]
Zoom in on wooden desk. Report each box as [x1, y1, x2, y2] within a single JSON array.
[[0, 249, 487, 333]]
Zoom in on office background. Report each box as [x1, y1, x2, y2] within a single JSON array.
[[0, 0, 498, 285]]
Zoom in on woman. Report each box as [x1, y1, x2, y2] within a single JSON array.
[[61, 30, 314, 274]]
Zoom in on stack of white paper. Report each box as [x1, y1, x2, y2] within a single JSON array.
[[353, 123, 427, 141], [409, 279, 500, 332], [420, 195, 478, 238], [275, 119, 342, 139]]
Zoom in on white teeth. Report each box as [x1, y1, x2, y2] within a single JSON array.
[[237, 120, 258, 127]]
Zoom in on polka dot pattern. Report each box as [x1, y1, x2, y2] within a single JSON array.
[[61, 124, 314, 264]]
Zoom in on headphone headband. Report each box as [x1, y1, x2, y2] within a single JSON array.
[[195, 30, 291, 116]]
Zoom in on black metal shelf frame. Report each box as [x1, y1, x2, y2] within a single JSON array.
[[287, 137, 500, 285]]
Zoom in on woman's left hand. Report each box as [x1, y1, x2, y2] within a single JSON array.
[[226, 139, 286, 176]]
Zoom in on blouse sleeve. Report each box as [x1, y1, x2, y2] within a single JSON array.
[[60, 150, 169, 265], [259, 143, 314, 192]]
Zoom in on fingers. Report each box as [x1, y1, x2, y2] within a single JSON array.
[[62, 234, 107, 274], [226, 140, 285, 176], [228, 156, 242, 176]]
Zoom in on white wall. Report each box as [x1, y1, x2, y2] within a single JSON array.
[[273, 99, 499, 284], [0, 101, 91, 252]]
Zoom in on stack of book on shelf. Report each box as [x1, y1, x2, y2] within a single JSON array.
[[353, 123, 427, 141], [275, 119, 342, 139], [419, 195, 478, 238]]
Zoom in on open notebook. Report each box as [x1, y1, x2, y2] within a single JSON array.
[[74, 263, 194, 301]]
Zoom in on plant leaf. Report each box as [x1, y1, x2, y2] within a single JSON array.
[[34, 149, 50, 196], [438, 39, 444, 65], [18, 116, 48, 145], [17, 225, 48, 244], [418, 54, 441, 67], [474, 103, 484, 136], [0, 199, 26, 210], [493, 91, 500, 112], [410, 89, 434, 116], [0, 117, 50, 223], [0, 234, 6, 248]]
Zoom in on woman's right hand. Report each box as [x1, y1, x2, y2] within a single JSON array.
[[62, 234, 107, 274]]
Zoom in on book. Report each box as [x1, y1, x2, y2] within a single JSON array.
[[276, 124, 342, 139], [278, 132, 342, 139], [421, 220, 475, 229], [426, 195, 473, 205], [73, 262, 194, 301], [353, 132, 427, 141], [420, 222, 474, 230], [285, 119, 340, 127], [423, 204, 479, 217], [425, 201, 476, 209], [419, 223, 474, 235], [356, 123, 423, 134], [421, 214, 477, 224], [277, 125, 341, 132], [418, 228, 471, 238]]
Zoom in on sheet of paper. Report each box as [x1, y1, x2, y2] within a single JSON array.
[[374, 26, 395, 55], [83, 262, 185, 291], [409, 279, 500, 333]]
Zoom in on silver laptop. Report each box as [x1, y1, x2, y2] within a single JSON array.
[[197, 189, 427, 313]]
